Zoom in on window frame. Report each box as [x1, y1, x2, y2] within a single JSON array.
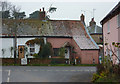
[[53, 48, 59, 56], [29, 43, 35, 55], [107, 21, 110, 33], [117, 13, 120, 28]]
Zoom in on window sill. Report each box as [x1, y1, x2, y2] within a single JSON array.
[[107, 32, 110, 34]]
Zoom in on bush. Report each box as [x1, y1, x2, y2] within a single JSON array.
[[92, 73, 100, 82], [96, 64, 105, 74], [38, 42, 53, 58]]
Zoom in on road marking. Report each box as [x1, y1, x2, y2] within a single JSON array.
[[33, 70, 38, 71], [47, 70, 52, 71], [77, 70, 83, 71], [7, 77, 10, 82], [85, 70, 89, 71], [26, 70, 31, 71], [55, 70, 60, 71], [70, 70, 76, 71], [5, 70, 9, 72], [8, 70, 11, 76], [91, 70, 96, 72], [64, 70, 69, 71]]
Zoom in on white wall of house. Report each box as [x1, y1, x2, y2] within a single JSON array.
[[0, 37, 42, 58], [0, 38, 14, 58]]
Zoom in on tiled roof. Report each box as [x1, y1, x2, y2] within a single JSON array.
[[2, 19, 99, 49], [87, 25, 102, 34]]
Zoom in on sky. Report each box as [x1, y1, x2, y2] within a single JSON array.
[[6, 0, 120, 26]]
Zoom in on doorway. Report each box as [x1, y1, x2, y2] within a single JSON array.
[[18, 45, 25, 59]]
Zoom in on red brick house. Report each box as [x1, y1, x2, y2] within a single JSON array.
[[1, 8, 99, 64]]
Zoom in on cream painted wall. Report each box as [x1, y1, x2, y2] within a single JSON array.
[[0, 38, 41, 58]]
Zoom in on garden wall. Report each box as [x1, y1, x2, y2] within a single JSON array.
[[2, 58, 21, 65], [27, 58, 51, 64]]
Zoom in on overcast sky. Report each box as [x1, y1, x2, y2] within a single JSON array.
[[7, 0, 120, 26]]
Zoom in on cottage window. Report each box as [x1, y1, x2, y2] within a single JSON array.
[[107, 21, 110, 33], [117, 14, 120, 28], [53, 48, 59, 56], [29, 44, 35, 55]]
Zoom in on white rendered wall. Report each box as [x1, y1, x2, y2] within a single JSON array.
[[0, 37, 41, 58], [0, 38, 14, 58]]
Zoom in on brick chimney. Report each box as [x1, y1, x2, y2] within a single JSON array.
[[40, 9, 41, 12], [80, 14, 85, 22], [43, 7, 45, 11], [39, 7, 46, 20], [89, 18, 96, 26]]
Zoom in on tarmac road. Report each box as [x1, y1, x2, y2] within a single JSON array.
[[2, 66, 96, 82]]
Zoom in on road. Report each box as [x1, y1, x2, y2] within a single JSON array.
[[2, 66, 96, 82]]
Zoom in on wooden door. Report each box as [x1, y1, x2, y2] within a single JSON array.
[[18, 45, 25, 59]]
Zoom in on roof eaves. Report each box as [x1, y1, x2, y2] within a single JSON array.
[[100, 2, 120, 25]]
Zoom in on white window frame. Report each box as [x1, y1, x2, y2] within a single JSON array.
[[29, 43, 35, 55], [107, 21, 110, 33], [117, 13, 120, 28]]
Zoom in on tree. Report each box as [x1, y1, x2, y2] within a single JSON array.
[[0, 1, 12, 11], [0, 1, 26, 19], [11, 5, 25, 19], [48, 7, 57, 13], [46, 4, 57, 19], [38, 42, 53, 58], [12, 11, 26, 19], [2, 10, 10, 18]]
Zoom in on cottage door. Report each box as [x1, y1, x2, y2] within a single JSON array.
[[18, 45, 25, 59]]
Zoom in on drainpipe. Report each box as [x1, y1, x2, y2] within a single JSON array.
[[101, 23, 104, 62]]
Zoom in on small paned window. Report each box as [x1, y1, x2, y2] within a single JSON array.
[[53, 48, 59, 56], [29, 44, 35, 55]]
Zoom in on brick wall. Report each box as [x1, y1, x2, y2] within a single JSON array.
[[27, 58, 51, 64], [81, 50, 99, 64], [2, 58, 21, 64]]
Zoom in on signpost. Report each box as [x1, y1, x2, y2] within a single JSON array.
[[21, 58, 27, 65]]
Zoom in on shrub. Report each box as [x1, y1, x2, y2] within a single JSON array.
[[92, 73, 100, 82], [38, 42, 53, 58], [96, 64, 105, 74]]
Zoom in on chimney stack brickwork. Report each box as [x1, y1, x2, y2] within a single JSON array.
[[39, 7, 46, 20], [80, 14, 85, 22], [89, 18, 96, 26]]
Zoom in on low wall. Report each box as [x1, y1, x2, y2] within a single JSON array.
[[27, 58, 51, 64], [2, 58, 21, 64], [1, 58, 77, 65]]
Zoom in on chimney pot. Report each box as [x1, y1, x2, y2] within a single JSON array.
[[40, 9, 41, 12], [80, 14, 85, 22], [89, 18, 96, 26], [43, 7, 45, 11]]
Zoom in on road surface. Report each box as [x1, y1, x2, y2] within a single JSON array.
[[2, 66, 96, 82]]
